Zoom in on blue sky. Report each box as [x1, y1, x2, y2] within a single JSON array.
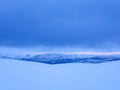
[[0, 0, 120, 49]]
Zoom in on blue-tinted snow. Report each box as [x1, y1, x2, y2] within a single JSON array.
[[0, 59, 120, 90]]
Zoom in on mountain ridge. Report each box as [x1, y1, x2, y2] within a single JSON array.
[[0, 53, 120, 64]]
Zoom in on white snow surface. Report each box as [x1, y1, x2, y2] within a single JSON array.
[[0, 59, 120, 90]]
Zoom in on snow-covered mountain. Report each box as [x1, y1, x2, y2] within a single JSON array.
[[1, 53, 120, 64]]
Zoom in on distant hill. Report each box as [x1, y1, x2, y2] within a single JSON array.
[[0, 53, 120, 64]]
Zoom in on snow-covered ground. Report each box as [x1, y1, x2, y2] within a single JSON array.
[[0, 59, 120, 90]]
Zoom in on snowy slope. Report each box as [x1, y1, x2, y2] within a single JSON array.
[[0, 59, 120, 90]]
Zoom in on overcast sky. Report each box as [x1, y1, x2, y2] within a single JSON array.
[[0, 0, 120, 49]]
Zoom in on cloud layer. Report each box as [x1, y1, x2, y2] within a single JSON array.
[[0, 0, 120, 48]]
